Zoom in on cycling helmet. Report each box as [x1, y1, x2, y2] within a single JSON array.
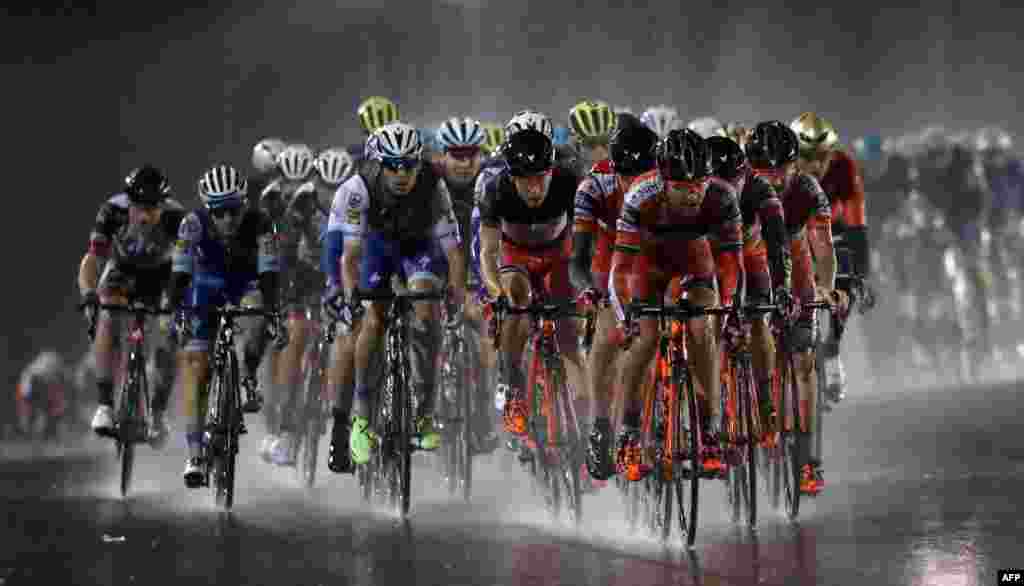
[[641, 105, 682, 139], [706, 136, 746, 180], [124, 165, 171, 205], [852, 135, 883, 162], [437, 116, 486, 151], [745, 121, 799, 169], [568, 99, 617, 143], [975, 126, 1013, 152], [198, 164, 247, 209], [252, 137, 286, 174], [315, 148, 355, 185], [687, 116, 726, 139], [616, 112, 645, 133], [505, 109, 554, 139], [657, 129, 711, 182], [480, 122, 506, 156], [357, 96, 400, 134], [610, 124, 658, 177], [790, 112, 838, 154], [277, 143, 315, 181], [373, 121, 423, 160], [502, 128, 555, 176]]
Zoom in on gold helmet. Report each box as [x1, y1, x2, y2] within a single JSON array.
[[357, 96, 400, 134], [790, 112, 838, 155], [480, 122, 506, 156], [568, 99, 617, 144]]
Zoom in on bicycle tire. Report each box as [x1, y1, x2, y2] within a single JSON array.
[[737, 355, 757, 527], [781, 355, 802, 521], [117, 357, 139, 498], [398, 335, 414, 519], [299, 355, 322, 490], [458, 336, 473, 502], [553, 367, 582, 527], [677, 362, 700, 548], [213, 352, 240, 510]]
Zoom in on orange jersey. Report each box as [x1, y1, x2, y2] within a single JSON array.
[[819, 149, 866, 231]]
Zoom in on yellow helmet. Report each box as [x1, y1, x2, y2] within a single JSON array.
[[357, 96, 400, 134], [480, 122, 506, 156], [790, 112, 838, 154], [568, 99, 617, 143]]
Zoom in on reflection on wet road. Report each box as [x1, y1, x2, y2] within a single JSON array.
[[3, 380, 1021, 585]]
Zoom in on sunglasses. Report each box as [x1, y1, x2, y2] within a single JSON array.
[[381, 156, 421, 172], [445, 147, 481, 161], [209, 205, 243, 219]]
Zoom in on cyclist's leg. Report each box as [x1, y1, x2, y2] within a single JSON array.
[[270, 268, 315, 465], [614, 247, 665, 479], [179, 281, 217, 485], [327, 309, 360, 472], [140, 270, 175, 446], [349, 233, 397, 465], [790, 235, 822, 493], [495, 242, 535, 436], [402, 240, 447, 449], [744, 240, 777, 426], [90, 263, 129, 436], [682, 239, 720, 430]]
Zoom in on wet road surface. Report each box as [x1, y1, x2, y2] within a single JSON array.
[[3, 379, 1022, 586]]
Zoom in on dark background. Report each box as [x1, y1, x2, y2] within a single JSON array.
[[4, 0, 1021, 388]]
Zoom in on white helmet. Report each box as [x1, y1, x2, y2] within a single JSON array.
[[687, 116, 726, 139], [373, 122, 423, 160], [198, 164, 247, 209], [975, 126, 1013, 152], [277, 144, 315, 181], [505, 109, 554, 139], [315, 148, 355, 185], [641, 105, 682, 139], [437, 116, 486, 150], [252, 137, 286, 174]]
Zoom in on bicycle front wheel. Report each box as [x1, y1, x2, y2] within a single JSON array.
[[212, 352, 240, 510], [677, 367, 700, 548], [299, 358, 323, 490], [781, 355, 802, 521]]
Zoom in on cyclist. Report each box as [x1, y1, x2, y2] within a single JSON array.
[[708, 135, 791, 427], [431, 116, 502, 452], [348, 96, 401, 161], [570, 122, 659, 480], [748, 121, 838, 495], [169, 164, 283, 487], [15, 350, 70, 440], [476, 128, 590, 447], [79, 165, 184, 447], [791, 112, 868, 403], [258, 143, 334, 466], [326, 121, 466, 468], [976, 127, 1024, 356], [610, 128, 744, 480], [687, 116, 727, 139], [567, 99, 618, 171], [640, 105, 682, 139]]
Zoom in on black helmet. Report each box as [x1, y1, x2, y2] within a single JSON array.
[[745, 121, 798, 169], [656, 128, 711, 182], [124, 165, 170, 205], [616, 112, 645, 134], [707, 136, 746, 180], [610, 124, 658, 177], [503, 128, 555, 176]]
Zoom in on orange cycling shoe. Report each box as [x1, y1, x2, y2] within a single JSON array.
[[800, 461, 824, 496], [615, 429, 651, 482], [502, 387, 529, 436]]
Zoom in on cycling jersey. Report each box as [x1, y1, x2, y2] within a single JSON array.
[[612, 170, 743, 318], [776, 172, 832, 307], [820, 149, 869, 276], [326, 159, 459, 292], [573, 169, 638, 292], [710, 170, 789, 302], [260, 177, 328, 313], [477, 167, 578, 249], [89, 193, 186, 270], [172, 207, 279, 350]]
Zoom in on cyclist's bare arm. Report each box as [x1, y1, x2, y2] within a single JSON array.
[[808, 214, 837, 294], [341, 239, 363, 301], [479, 224, 502, 299]]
